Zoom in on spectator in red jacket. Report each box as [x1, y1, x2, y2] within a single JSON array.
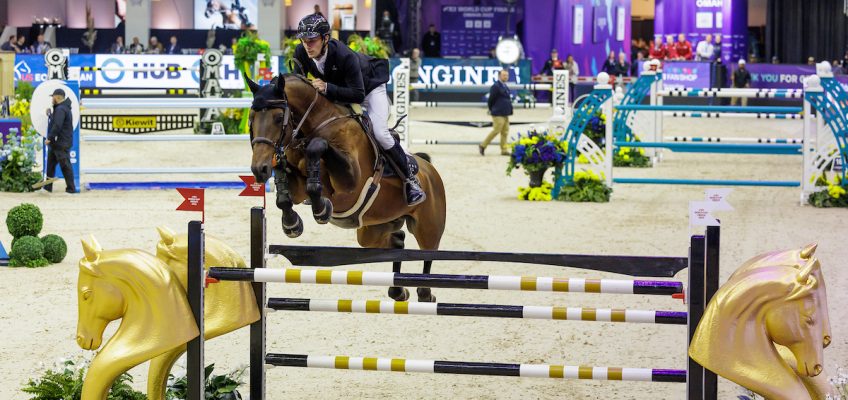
[[665, 35, 678, 60], [674, 33, 693, 60], [649, 37, 667, 60]]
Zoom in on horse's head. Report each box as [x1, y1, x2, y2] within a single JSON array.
[[246, 74, 291, 183], [764, 256, 826, 377], [76, 236, 125, 351]]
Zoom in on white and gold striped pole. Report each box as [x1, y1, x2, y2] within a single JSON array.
[[267, 298, 687, 325], [209, 268, 683, 296], [266, 354, 686, 383]]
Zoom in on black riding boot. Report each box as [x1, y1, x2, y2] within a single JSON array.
[[386, 141, 426, 206]]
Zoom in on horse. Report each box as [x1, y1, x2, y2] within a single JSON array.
[[146, 226, 260, 399], [76, 236, 198, 400], [76, 232, 258, 400], [246, 74, 447, 302], [689, 245, 831, 400]]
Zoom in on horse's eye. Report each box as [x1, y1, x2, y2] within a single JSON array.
[[806, 316, 814, 325], [82, 290, 92, 300], [274, 113, 285, 124]]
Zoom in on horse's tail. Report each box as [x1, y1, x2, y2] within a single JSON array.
[[415, 152, 431, 163]]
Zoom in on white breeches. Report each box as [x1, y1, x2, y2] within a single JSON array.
[[362, 84, 395, 150]]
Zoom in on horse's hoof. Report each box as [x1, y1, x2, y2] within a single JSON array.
[[314, 198, 333, 224], [388, 287, 409, 301], [417, 288, 436, 303], [282, 214, 304, 238]]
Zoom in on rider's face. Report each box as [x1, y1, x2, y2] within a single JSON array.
[[303, 36, 324, 59]]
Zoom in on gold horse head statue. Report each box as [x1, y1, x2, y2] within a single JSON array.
[[76, 235, 199, 400], [689, 244, 832, 400]]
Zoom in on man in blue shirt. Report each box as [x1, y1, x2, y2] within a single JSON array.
[[480, 69, 513, 156]]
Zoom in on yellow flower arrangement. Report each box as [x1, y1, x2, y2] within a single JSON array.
[[517, 181, 553, 201], [808, 172, 848, 207]]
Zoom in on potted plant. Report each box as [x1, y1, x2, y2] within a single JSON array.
[[506, 128, 568, 190]]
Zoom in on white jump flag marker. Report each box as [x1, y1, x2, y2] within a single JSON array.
[[704, 188, 734, 211]]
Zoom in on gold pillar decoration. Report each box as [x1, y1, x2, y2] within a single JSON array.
[[146, 226, 260, 399], [76, 236, 199, 400], [689, 244, 834, 400]]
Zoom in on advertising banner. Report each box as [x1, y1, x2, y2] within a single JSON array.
[[744, 64, 814, 90], [194, 0, 257, 30], [387, 58, 532, 91], [661, 62, 712, 89], [440, 5, 519, 57], [14, 54, 280, 90]]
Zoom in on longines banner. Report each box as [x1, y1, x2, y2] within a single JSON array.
[[387, 58, 532, 91], [14, 54, 280, 89]]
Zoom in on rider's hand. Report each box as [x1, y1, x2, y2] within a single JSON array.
[[312, 79, 327, 94]]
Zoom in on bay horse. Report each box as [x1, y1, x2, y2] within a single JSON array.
[[247, 74, 447, 302]]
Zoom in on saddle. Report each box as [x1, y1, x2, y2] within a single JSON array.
[[341, 104, 419, 178]]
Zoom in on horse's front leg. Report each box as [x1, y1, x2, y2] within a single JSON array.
[[305, 137, 333, 224], [274, 163, 304, 238]]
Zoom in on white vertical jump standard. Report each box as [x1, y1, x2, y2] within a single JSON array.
[[391, 60, 568, 148]]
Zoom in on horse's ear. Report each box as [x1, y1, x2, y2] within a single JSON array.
[[274, 74, 286, 96], [796, 257, 820, 285], [800, 243, 818, 260], [244, 72, 259, 94], [81, 235, 101, 263], [156, 226, 176, 245]]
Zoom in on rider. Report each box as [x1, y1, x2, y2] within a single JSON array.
[[292, 14, 426, 206]]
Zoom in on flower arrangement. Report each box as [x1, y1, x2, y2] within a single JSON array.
[[517, 182, 553, 201], [557, 169, 612, 202], [613, 145, 652, 167], [234, 31, 271, 79], [808, 172, 848, 207], [506, 129, 568, 175], [582, 110, 606, 146], [347, 34, 390, 59]]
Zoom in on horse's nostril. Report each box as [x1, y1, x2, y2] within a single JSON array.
[[813, 364, 823, 376], [824, 335, 832, 348]]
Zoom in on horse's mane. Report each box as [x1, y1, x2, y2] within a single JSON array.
[[275, 73, 359, 115], [81, 249, 178, 295], [713, 264, 812, 321]]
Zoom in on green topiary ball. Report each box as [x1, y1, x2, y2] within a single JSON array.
[[6, 203, 43, 238], [9, 235, 48, 268], [41, 234, 67, 263]]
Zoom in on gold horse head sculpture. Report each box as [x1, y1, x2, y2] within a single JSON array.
[[76, 229, 259, 400], [689, 244, 833, 400], [76, 235, 199, 400]]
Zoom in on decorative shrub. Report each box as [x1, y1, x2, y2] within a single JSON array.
[[9, 235, 48, 268], [21, 358, 146, 400], [613, 145, 652, 167], [346, 34, 390, 59], [557, 170, 612, 203], [6, 203, 43, 238], [41, 234, 67, 263], [166, 364, 246, 400]]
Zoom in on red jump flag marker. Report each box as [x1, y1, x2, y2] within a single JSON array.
[[239, 175, 266, 208], [176, 188, 205, 223]]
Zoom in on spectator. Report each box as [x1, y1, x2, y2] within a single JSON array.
[[565, 54, 579, 101], [674, 33, 693, 60], [695, 34, 714, 61], [421, 24, 440, 58], [376, 10, 397, 56], [128, 36, 144, 54], [807, 56, 816, 65], [110, 36, 125, 54], [539, 49, 565, 76], [649, 37, 667, 60], [832, 60, 844, 75], [312, 4, 324, 18], [480, 69, 513, 156], [15, 36, 29, 53], [731, 59, 752, 106], [601, 51, 617, 74], [0, 35, 15, 52], [712, 34, 722, 61], [166, 35, 181, 54], [31, 33, 51, 54], [631, 51, 645, 76], [665, 35, 678, 60], [410, 48, 421, 101], [771, 55, 779, 64], [146, 36, 163, 54], [43, 88, 76, 193], [616, 52, 630, 77]]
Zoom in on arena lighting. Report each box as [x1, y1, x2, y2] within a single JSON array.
[[365, 0, 372, 7], [285, 0, 292, 6]]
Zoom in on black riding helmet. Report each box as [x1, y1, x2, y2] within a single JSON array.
[[296, 14, 330, 39]]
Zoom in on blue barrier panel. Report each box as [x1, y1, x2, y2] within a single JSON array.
[[613, 178, 801, 187], [613, 141, 802, 155], [86, 181, 246, 190], [615, 104, 803, 114]]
